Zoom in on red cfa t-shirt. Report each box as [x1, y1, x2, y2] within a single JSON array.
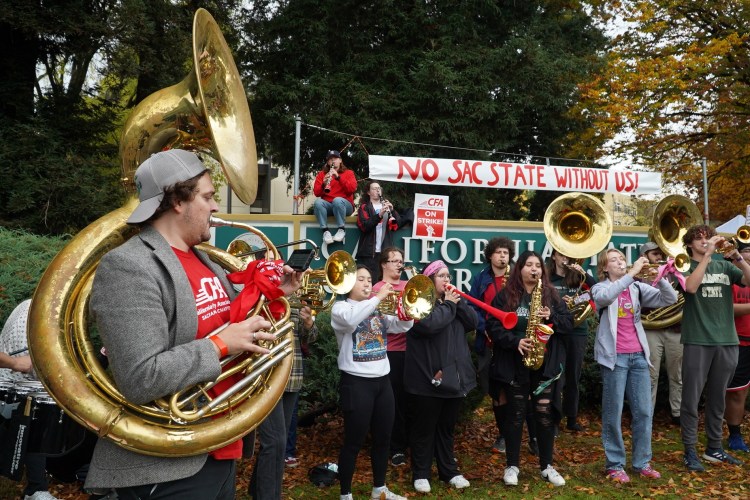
[[174, 247, 241, 460]]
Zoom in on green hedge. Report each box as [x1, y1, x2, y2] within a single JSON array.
[[0, 227, 67, 325]]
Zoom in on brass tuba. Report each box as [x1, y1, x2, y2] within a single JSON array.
[[641, 195, 703, 329], [544, 193, 612, 327], [27, 9, 291, 457]]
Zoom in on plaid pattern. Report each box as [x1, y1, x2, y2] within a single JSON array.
[[285, 308, 318, 393]]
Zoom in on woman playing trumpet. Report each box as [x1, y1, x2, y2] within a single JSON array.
[[331, 265, 413, 500], [488, 250, 572, 487], [591, 249, 678, 482]]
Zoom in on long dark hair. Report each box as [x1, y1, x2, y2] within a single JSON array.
[[545, 249, 581, 288], [360, 180, 380, 205], [500, 250, 562, 311]]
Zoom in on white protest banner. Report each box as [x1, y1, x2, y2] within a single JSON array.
[[413, 193, 449, 241], [369, 155, 661, 195]]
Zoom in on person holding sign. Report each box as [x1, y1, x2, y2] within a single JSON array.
[[355, 181, 401, 281], [313, 150, 357, 245]]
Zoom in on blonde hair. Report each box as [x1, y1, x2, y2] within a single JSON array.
[[596, 248, 625, 281]]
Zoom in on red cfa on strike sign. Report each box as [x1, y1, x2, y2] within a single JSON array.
[[413, 194, 449, 240]]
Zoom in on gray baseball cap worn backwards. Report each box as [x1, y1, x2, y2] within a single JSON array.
[[127, 149, 208, 224], [639, 241, 660, 256]]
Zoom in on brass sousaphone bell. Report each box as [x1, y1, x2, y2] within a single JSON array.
[[641, 195, 703, 330], [544, 192, 612, 326], [28, 9, 290, 457]]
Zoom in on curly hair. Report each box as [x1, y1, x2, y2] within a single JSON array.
[[682, 224, 716, 256], [483, 237, 515, 262]]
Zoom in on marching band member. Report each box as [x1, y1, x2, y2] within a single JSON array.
[[331, 265, 412, 500], [488, 250, 571, 488], [355, 181, 401, 281], [724, 241, 750, 452], [546, 249, 597, 432], [638, 241, 683, 426], [591, 248, 677, 483], [469, 237, 514, 453], [679, 225, 750, 471], [403, 260, 476, 493], [372, 247, 410, 466], [86, 150, 301, 499], [313, 150, 357, 245]]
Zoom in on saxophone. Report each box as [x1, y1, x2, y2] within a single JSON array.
[[522, 278, 555, 370]]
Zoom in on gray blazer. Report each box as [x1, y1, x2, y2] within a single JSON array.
[[85, 225, 236, 489], [591, 274, 678, 370]]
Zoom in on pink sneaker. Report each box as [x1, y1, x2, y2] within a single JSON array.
[[637, 464, 661, 479], [606, 469, 630, 483]]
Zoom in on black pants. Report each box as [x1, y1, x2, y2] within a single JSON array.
[[407, 394, 462, 482], [23, 454, 48, 496], [561, 334, 587, 421], [115, 456, 236, 500], [338, 372, 394, 495], [501, 377, 555, 470], [387, 350, 409, 455]]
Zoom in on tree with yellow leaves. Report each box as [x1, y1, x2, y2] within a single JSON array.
[[574, 0, 750, 222]]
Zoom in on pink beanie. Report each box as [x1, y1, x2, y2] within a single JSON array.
[[423, 260, 448, 277]]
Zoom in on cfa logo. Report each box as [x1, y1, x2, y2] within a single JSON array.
[[419, 198, 444, 207]]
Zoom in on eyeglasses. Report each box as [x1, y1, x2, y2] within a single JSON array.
[[435, 274, 452, 280], [387, 260, 404, 265]]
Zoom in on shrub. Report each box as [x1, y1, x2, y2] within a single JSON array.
[[0, 227, 67, 325]]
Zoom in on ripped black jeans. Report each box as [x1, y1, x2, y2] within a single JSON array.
[[500, 377, 556, 470]]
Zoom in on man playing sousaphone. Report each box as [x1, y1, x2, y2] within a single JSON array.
[[546, 249, 597, 433], [638, 241, 683, 427], [487, 250, 572, 488], [85, 150, 303, 499]]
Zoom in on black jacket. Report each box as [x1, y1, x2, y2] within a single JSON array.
[[355, 201, 402, 259], [403, 299, 478, 398], [487, 290, 572, 386]]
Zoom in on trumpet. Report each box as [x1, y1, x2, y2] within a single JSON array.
[[713, 225, 750, 255], [626, 262, 665, 281]]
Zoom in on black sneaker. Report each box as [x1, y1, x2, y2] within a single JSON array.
[[566, 419, 583, 432], [390, 452, 406, 466], [684, 448, 705, 472], [703, 448, 741, 465], [671, 415, 681, 426]]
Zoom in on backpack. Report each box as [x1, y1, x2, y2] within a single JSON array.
[[308, 462, 338, 487]]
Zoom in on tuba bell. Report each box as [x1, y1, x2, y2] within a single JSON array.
[[377, 274, 436, 320], [544, 193, 612, 327], [288, 250, 358, 317], [642, 195, 703, 329], [27, 9, 291, 457]]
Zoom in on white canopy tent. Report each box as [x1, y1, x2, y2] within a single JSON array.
[[716, 214, 747, 234]]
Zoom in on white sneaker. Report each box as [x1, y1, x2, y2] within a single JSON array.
[[413, 478, 431, 493], [340, 494, 353, 500], [333, 228, 346, 242], [448, 475, 470, 489], [371, 486, 406, 500], [24, 492, 59, 500], [541, 464, 565, 486], [503, 465, 519, 486], [323, 231, 334, 244]]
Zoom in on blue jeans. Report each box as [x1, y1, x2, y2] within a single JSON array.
[[600, 352, 653, 470], [314, 198, 353, 229]]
